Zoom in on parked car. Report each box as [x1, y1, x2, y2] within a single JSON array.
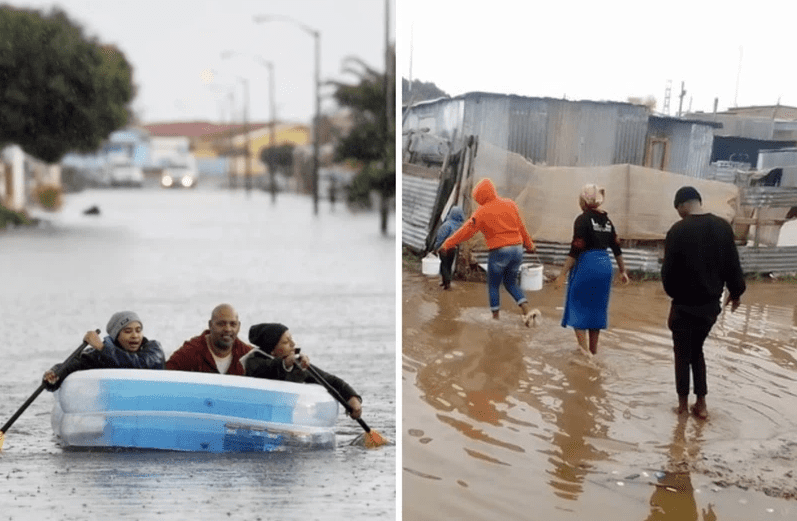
[[105, 160, 144, 188], [160, 164, 198, 189]]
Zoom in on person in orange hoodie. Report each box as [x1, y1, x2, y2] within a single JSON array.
[[439, 178, 537, 325]]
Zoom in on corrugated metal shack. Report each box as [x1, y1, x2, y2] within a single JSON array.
[[403, 93, 655, 254], [403, 93, 797, 274], [404, 92, 651, 169], [645, 116, 720, 179]]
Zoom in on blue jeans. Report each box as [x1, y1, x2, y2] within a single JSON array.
[[487, 244, 527, 312]]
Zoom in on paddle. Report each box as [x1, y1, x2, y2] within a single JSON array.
[[303, 362, 390, 449], [0, 330, 99, 450]]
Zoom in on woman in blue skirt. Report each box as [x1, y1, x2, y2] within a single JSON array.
[[555, 184, 629, 355]]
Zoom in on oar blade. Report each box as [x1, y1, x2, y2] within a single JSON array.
[[0, 431, 5, 451], [363, 429, 390, 449], [350, 429, 392, 448]]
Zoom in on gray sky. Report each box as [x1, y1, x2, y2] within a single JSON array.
[[399, 0, 797, 114], [11, 0, 393, 124]]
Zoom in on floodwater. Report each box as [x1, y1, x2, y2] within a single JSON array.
[[0, 186, 396, 521], [403, 263, 797, 520]]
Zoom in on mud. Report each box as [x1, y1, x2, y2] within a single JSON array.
[[403, 263, 797, 520]]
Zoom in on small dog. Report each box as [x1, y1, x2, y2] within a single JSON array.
[[524, 308, 541, 327]]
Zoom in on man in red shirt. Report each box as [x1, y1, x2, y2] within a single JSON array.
[[166, 303, 252, 375]]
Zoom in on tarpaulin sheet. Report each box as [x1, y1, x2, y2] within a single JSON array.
[[464, 141, 739, 246]]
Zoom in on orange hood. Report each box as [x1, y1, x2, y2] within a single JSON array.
[[473, 178, 498, 206]]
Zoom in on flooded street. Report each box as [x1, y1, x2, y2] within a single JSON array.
[[403, 264, 797, 520], [0, 187, 396, 520]]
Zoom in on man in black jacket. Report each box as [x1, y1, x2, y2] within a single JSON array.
[[661, 186, 746, 419]]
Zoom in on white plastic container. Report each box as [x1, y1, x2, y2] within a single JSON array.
[[520, 263, 544, 291], [421, 253, 441, 276]]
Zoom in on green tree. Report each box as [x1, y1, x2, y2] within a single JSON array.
[[402, 78, 449, 105], [0, 6, 135, 163], [332, 53, 395, 235], [259, 143, 295, 175]]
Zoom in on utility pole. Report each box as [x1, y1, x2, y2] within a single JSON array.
[[267, 62, 277, 203], [242, 78, 251, 194], [228, 91, 235, 189], [663, 80, 672, 116], [677, 81, 686, 117], [381, 0, 393, 233], [734, 46, 743, 108]]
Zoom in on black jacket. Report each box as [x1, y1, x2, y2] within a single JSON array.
[[241, 348, 361, 403], [44, 336, 165, 391], [662, 213, 746, 308]]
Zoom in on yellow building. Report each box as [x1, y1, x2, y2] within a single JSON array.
[[143, 121, 311, 183]]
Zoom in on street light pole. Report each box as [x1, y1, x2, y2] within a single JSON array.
[[253, 14, 320, 215], [255, 57, 277, 203], [240, 77, 251, 194], [269, 61, 277, 203]]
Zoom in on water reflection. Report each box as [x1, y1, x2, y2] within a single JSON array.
[[545, 360, 610, 500], [416, 313, 525, 451], [403, 270, 797, 519], [715, 302, 797, 370], [644, 416, 714, 521]]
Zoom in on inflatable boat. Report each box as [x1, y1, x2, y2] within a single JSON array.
[[51, 369, 339, 452]]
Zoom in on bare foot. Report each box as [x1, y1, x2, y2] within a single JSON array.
[[675, 396, 689, 415], [690, 403, 708, 420]]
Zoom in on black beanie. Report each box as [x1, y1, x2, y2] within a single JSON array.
[[673, 186, 702, 208], [249, 323, 288, 353]]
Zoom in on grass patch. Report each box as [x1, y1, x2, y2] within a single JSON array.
[[403, 246, 421, 270], [0, 204, 32, 228]]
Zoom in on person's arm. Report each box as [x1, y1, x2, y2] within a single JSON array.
[[245, 351, 307, 383], [516, 209, 535, 252], [42, 351, 95, 391], [440, 215, 478, 252], [555, 214, 587, 289], [614, 254, 630, 284], [661, 229, 676, 298], [609, 223, 629, 284], [307, 365, 362, 418], [721, 220, 745, 311], [433, 221, 453, 251], [554, 255, 576, 290]]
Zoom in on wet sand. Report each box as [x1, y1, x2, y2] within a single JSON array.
[[402, 264, 797, 520]]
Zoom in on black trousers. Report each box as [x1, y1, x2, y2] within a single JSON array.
[[439, 248, 457, 287], [668, 303, 719, 397]]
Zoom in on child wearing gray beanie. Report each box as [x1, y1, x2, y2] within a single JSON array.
[[107, 311, 142, 341], [42, 311, 165, 391]]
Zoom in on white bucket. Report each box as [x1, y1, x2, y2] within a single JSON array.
[[421, 253, 441, 276], [520, 263, 543, 291]]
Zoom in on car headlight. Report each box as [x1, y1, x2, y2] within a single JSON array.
[[161, 176, 173, 187], [181, 176, 194, 188]]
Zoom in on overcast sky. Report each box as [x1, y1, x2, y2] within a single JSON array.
[[398, 0, 797, 115], [10, 0, 393, 124]]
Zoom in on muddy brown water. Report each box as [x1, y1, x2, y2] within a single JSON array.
[[403, 264, 796, 520]]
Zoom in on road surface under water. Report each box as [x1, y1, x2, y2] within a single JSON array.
[[403, 262, 796, 521], [0, 187, 396, 520]]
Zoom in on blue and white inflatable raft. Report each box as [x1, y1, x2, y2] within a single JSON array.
[[51, 369, 339, 452]]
